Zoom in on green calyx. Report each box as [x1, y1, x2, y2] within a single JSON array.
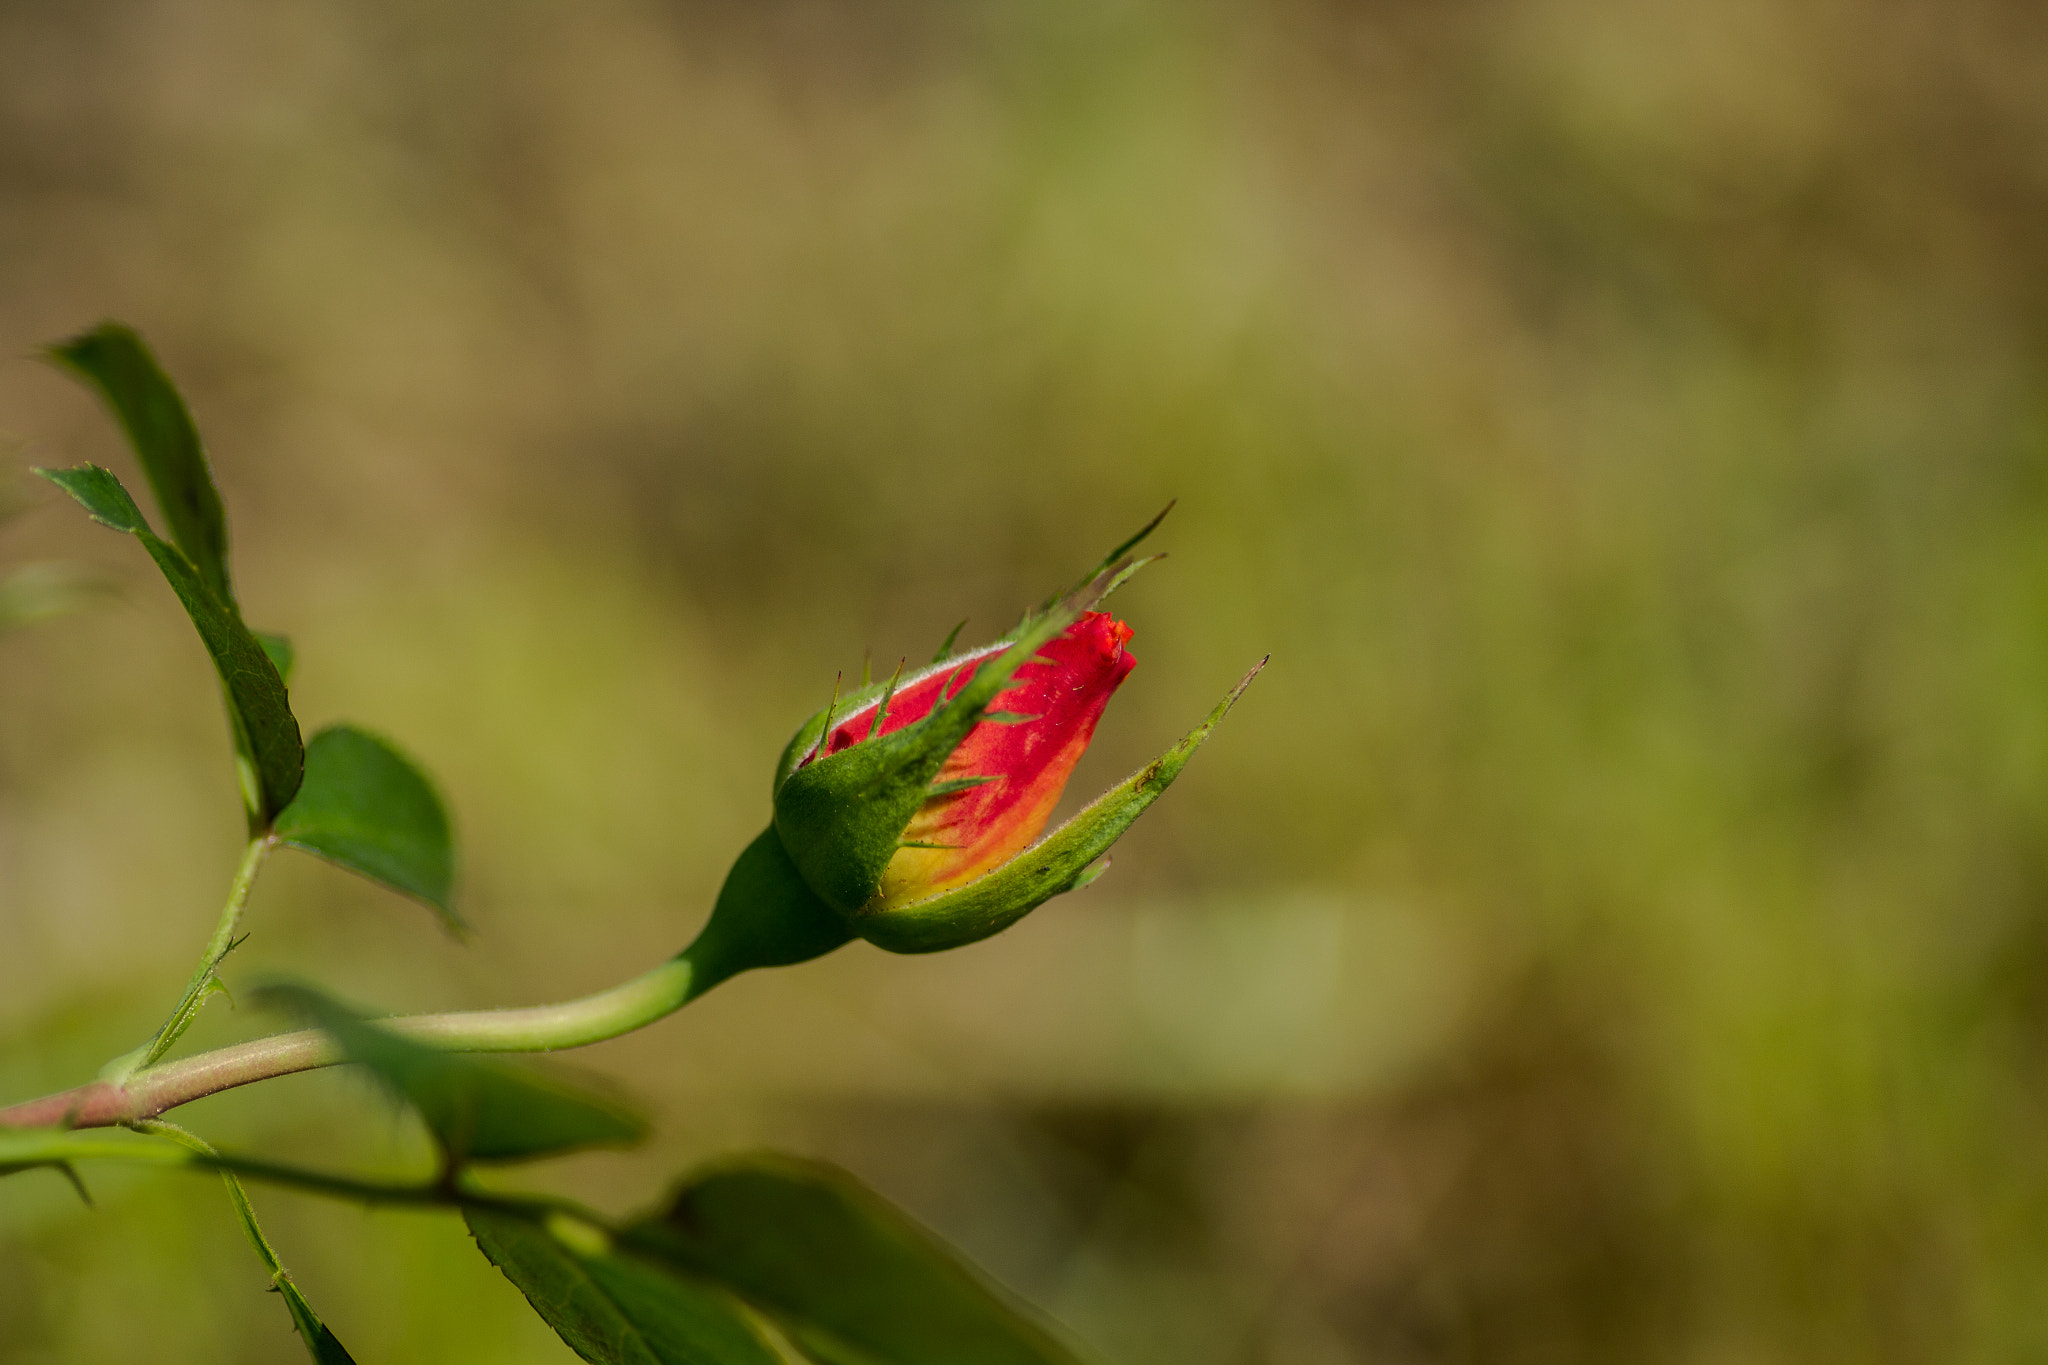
[[680, 827, 855, 993], [772, 599, 1085, 914], [853, 656, 1266, 954], [766, 502, 1175, 805]]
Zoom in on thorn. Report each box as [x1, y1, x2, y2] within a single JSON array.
[[56, 1161, 93, 1207]]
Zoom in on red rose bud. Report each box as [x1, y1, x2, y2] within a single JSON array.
[[754, 513, 1261, 955], [814, 611, 1138, 908], [674, 508, 1259, 987], [768, 588, 1109, 919]]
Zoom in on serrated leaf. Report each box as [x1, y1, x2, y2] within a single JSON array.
[[259, 985, 647, 1166], [467, 1210, 785, 1365], [275, 725, 459, 930], [38, 464, 146, 532], [48, 322, 234, 603], [623, 1154, 1085, 1365], [35, 463, 303, 822]]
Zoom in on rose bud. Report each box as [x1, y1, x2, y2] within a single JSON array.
[[678, 511, 1262, 987], [819, 609, 1138, 912]]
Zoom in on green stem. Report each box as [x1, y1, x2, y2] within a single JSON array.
[[129, 1115, 351, 1351], [0, 949, 713, 1131], [1, 824, 851, 1132], [1, 1125, 607, 1228], [102, 835, 275, 1083]]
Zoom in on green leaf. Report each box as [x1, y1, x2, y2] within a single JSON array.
[[258, 985, 647, 1166], [467, 1210, 785, 1365], [48, 322, 234, 603], [38, 464, 146, 532], [623, 1154, 1085, 1365], [35, 463, 303, 822], [855, 658, 1264, 954], [276, 725, 460, 930]]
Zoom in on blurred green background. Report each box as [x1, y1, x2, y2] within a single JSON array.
[[4, 0, 2047, 1360]]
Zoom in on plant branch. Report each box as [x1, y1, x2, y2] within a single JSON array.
[[1, 1125, 607, 1228], [133, 1119, 317, 1289], [102, 835, 275, 1084], [0, 948, 709, 1131]]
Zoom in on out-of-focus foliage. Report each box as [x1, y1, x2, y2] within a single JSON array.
[[3, 0, 2047, 1361]]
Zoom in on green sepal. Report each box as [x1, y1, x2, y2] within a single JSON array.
[[769, 511, 1172, 803], [854, 657, 1265, 954], [1013, 501, 1172, 635], [678, 826, 855, 994], [255, 984, 647, 1168], [36, 464, 303, 823], [928, 775, 999, 796], [772, 602, 1083, 914]]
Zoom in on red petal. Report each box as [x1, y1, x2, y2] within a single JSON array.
[[818, 612, 1137, 906]]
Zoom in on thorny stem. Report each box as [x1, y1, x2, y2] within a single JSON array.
[[130, 1120, 323, 1304], [2, 1125, 611, 1229], [101, 835, 275, 1083], [0, 948, 713, 1131]]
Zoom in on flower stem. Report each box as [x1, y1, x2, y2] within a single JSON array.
[[0, 944, 714, 1131], [1, 822, 852, 1133]]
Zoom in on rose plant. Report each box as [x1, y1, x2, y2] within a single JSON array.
[[0, 324, 1262, 1363]]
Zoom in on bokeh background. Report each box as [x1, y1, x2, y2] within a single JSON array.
[[3, 0, 2047, 1360]]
